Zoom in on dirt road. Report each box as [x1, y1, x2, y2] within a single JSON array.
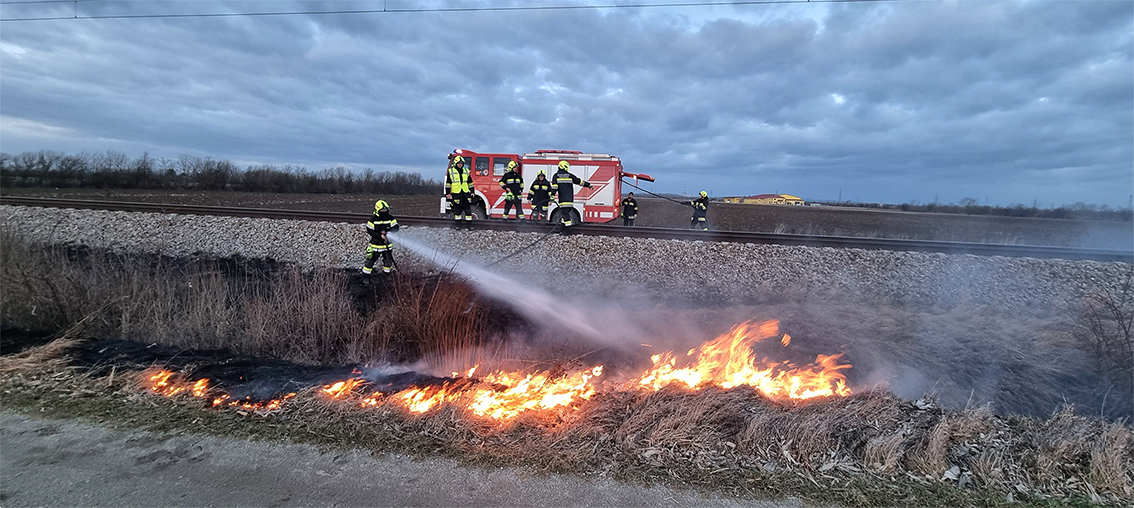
[[0, 412, 800, 507]]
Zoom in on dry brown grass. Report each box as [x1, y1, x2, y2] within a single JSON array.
[[2, 343, 1133, 506], [0, 337, 74, 375], [1091, 423, 1134, 495], [0, 229, 489, 365], [4, 227, 1133, 505], [382, 273, 491, 361], [1075, 267, 1134, 421]]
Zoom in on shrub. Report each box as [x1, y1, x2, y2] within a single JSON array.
[[1075, 268, 1134, 420]]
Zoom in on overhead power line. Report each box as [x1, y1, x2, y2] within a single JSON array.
[[1, 0, 897, 22]]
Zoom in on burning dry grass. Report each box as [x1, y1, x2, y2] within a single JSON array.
[[8, 335, 1132, 505], [4, 227, 1134, 505], [2, 342, 1131, 507]]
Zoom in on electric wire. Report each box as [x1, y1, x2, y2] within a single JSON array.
[[2, 0, 902, 22]]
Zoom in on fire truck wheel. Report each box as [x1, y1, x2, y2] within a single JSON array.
[[472, 203, 488, 220], [549, 208, 581, 225]]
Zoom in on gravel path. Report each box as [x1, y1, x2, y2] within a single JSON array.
[[1, 411, 782, 508], [3, 205, 1129, 312]]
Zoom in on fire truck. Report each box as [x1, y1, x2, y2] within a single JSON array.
[[440, 148, 654, 224]]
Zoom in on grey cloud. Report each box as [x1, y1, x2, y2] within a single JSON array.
[[1, 0, 1130, 205]]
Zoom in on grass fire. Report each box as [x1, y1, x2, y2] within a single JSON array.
[[2, 227, 1131, 506], [139, 320, 854, 421]]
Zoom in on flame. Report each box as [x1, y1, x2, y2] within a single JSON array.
[[142, 368, 296, 411], [396, 366, 604, 420], [321, 378, 364, 399], [139, 319, 852, 419], [630, 320, 851, 399]]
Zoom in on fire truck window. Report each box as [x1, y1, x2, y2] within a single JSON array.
[[475, 157, 490, 176], [493, 158, 511, 175]]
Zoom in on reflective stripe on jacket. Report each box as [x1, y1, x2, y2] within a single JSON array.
[[528, 179, 552, 205], [621, 197, 638, 217], [691, 197, 708, 217], [550, 169, 583, 206], [499, 170, 523, 195], [446, 166, 473, 194], [367, 210, 399, 233]]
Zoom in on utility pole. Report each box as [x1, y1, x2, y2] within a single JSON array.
[[838, 188, 842, 202]]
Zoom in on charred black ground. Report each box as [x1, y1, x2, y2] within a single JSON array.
[[60, 335, 452, 401], [2, 232, 1131, 421], [0, 327, 56, 356], [2, 241, 1131, 506]]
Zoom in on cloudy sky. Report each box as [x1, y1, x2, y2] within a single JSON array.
[[1, 0, 1131, 206]]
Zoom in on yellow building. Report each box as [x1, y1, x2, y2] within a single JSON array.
[[780, 194, 804, 205], [722, 194, 805, 205]]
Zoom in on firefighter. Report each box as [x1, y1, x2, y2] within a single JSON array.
[[527, 170, 553, 221], [620, 192, 638, 226], [362, 199, 399, 275], [549, 160, 591, 229], [445, 155, 476, 223], [498, 160, 524, 220], [690, 190, 708, 230]]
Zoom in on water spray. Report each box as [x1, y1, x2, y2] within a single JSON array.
[[387, 231, 603, 340]]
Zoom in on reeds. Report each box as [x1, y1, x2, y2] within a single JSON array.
[[0, 230, 487, 365]]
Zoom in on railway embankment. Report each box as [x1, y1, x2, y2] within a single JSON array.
[[2, 204, 1129, 312]]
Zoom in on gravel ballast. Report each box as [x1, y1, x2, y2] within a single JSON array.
[[3, 205, 1129, 312]]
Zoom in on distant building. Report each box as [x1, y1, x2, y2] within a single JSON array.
[[722, 194, 806, 206], [780, 194, 804, 205]]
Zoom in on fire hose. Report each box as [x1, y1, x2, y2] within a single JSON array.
[[621, 176, 689, 204], [486, 180, 684, 267], [485, 196, 562, 267], [484, 224, 561, 267]]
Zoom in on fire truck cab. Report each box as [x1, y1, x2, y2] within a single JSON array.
[[440, 148, 653, 224]]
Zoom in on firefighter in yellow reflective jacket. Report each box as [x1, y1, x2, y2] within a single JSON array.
[[363, 200, 399, 275], [690, 190, 708, 230], [498, 160, 524, 220], [527, 170, 552, 221], [550, 160, 590, 228], [445, 155, 476, 223]]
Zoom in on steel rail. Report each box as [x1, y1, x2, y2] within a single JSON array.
[[2, 196, 1131, 263]]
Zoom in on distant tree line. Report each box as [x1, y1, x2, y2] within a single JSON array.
[[0, 150, 441, 195], [815, 197, 1132, 222]]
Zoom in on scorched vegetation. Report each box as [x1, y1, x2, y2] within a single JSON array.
[[1, 229, 1132, 506]]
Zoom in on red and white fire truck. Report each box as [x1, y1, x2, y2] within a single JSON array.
[[440, 148, 654, 224]]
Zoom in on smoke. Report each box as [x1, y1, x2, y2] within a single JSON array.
[[387, 231, 1127, 419], [386, 231, 725, 376]]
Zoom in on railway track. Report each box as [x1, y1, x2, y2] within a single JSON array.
[[2, 196, 1131, 262]]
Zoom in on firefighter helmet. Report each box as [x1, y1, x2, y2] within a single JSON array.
[[699, 191, 708, 198], [558, 160, 570, 170], [507, 160, 517, 170], [374, 200, 389, 213], [453, 155, 464, 165], [537, 170, 546, 176]]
